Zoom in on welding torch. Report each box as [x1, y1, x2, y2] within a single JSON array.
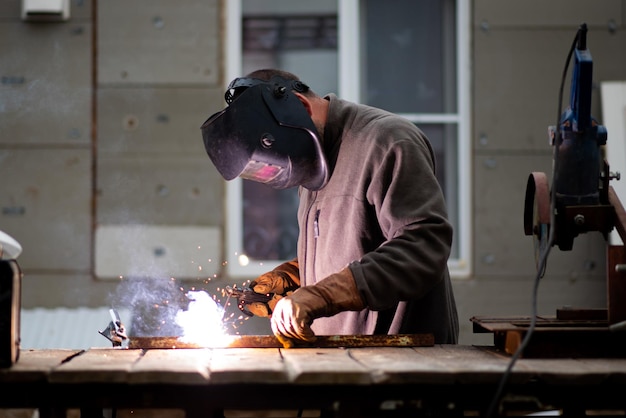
[[223, 285, 275, 317]]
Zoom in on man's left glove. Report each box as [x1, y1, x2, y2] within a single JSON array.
[[270, 267, 365, 348], [246, 259, 300, 317]]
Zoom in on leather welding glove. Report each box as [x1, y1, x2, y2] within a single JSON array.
[[246, 259, 301, 317], [270, 267, 366, 348]]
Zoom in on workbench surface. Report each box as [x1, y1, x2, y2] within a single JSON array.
[[1, 344, 625, 417]]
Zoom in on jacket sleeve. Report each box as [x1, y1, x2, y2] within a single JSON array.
[[349, 128, 453, 311]]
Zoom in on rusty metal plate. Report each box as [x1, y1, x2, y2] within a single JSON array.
[[128, 334, 434, 349]]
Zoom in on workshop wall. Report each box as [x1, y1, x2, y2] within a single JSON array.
[[0, 0, 226, 312], [1, 0, 626, 346], [0, 0, 100, 308]]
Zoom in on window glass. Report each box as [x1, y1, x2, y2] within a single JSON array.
[[240, 0, 338, 261], [418, 123, 459, 259], [362, 0, 457, 114]]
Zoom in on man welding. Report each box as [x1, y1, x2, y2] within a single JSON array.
[[201, 69, 458, 348]]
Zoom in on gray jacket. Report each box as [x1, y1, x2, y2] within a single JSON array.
[[297, 94, 459, 344]]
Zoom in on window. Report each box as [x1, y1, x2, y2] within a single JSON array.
[[224, 0, 471, 278]]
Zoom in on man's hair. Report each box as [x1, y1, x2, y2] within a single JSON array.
[[245, 68, 316, 97]]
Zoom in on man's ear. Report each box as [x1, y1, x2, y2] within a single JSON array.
[[294, 92, 314, 116]]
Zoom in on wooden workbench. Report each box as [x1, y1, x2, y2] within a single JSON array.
[[1, 345, 625, 417]]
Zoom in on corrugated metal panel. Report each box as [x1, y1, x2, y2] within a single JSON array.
[[20, 307, 131, 349]]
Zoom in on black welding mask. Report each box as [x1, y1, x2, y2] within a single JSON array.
[[200, 76, 329, 190]]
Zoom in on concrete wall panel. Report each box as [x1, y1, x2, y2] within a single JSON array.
[[474, 0, 623, 27], [97, 87, 222, 157], [0, 22, 91, 145], [97, 0, 219, 85], [96, 156, 222, 226], [0, 149, 91, 271]]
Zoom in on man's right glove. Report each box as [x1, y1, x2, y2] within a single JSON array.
[[246, 259, 300, 317], [270, 267, 366, 348]]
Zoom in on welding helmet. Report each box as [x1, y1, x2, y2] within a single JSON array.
[[200, 76, 329, 190]]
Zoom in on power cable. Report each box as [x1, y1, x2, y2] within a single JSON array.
[[484, 25, 584, 418]]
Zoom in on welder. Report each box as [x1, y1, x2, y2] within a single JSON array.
[[201, 69, 458, 347]]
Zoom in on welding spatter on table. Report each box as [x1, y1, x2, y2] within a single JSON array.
[[98, 308, 128, 347], [223, 285, 275, 317]]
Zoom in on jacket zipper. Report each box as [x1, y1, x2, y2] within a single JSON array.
[[314, 209, 320, 239], [302, 192, 318, 285]]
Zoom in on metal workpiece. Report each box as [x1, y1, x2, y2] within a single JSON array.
[[128, 334, 435, 350]]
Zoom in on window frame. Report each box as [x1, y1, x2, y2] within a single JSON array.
[[223, 0, 471, 279]]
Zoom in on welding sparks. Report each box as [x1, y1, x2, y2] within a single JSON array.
[[112, 275, 253, 345], [174, 290, 228, 347]]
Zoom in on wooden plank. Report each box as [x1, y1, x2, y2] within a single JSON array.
[[475, 346, 626, 385], [516, 357, 626, 385], [49, 348, 144, 384], [281, 348, 372, 385], [348, 346, 455, 384], [208, 348, 287, 384], [0, 349, 82, 383], [409, 345, 516, 385], [129, 349, 211, 384], [575, 358, 626, 384]]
